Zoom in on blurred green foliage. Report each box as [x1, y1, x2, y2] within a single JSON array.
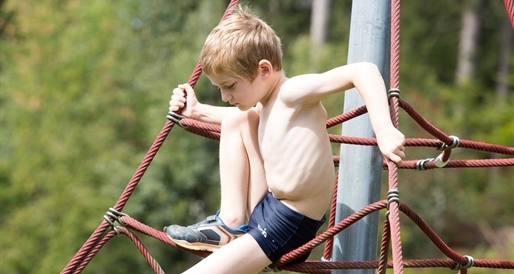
[[0, 0, 512, 273]]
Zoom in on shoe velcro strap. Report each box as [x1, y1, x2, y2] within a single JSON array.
[[206, 215, 217, 222]]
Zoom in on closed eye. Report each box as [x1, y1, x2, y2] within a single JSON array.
[[214, 82, 236, 90]]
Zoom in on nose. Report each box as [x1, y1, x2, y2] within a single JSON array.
[[220, 90, 231, 103]]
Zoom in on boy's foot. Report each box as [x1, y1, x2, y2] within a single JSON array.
[[164, 212, 248, 252]]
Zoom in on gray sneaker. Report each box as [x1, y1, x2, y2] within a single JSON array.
[[164, 212, 248, 252]]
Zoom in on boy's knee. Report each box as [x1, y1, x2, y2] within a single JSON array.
[[221, 109, 259, 131]]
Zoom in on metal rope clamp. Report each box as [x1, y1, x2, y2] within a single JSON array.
[[387, 88, 401, 98], [452, 255, 474, 271], [417, 135, 460, 170], [321, 256, 331, 262], [434, 152, 450, 168], [415, 158, 434, 171], [103, 207, 129, 235], [166, 112, 188, 129], [387, 189, 400, 209], [417, 136, 459, 170], [437, 135, 460, 151]]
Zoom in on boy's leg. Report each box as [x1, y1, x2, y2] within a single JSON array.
[[219, 108, 267, 227], [183, 234, 271, 274], [166, 109, 267, 250]]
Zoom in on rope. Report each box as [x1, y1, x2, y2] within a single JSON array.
[[377, 216, 391, 274], [321, 174, 339, 262], [60, 1, 240, 273], [61, 1, 514, 273], [385, 0, 406, 272]]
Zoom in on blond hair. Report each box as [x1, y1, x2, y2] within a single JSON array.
[[200, 5, 283, 81]]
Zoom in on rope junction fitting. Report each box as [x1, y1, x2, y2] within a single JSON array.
[[61, 0, 514, 273], [437, 135, 460, 151], [452, 255, 475, 271], [386, 189, 400, 209], [103, 207, 129, 235], [166, 112, 187, 129], [415, 155, 451, 170], [387, 88, 401, 98]]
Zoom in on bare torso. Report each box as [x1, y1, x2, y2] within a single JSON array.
[[258, 82, 335, 221]]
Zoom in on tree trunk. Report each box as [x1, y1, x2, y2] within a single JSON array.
[[489, 16, 513, 187], [496, 16, 513, 99], [310, 0, 331, 71], [455, 0, 482, 85]]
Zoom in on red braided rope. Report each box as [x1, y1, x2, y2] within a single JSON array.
[[71, 230, 116, 274], [322, 174, 339, 261], [62, 1, 514, 273], [387, 163, 405, 273], [389, 0, 401, 91], [399, 204, 467, 265], [272, 201, 388, 267], [274, 258, 514, 272], [377, 218, 391, 274], [60, 1, 240, 273], [118, 227, 166, 274], [332, 157, 514, 169], [382, 0, 405, 271]]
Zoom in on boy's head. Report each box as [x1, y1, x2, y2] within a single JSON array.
[[200, 5, 283, 82]]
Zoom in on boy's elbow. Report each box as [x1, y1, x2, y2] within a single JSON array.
[[354, 62, 383, 83], [350, 62, 385, 91], [357, 62, 380, 75]]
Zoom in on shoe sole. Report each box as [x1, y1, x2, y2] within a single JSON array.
[[167, 235, 222, 252]]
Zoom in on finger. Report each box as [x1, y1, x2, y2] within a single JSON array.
[[172, 88, 186, 97], [169, 100, 184, 111], [178, 83, 191, 89], [386, 150, 405, 164], [388, 154, 404, 167], [171, 94, 186, 102], [179, 83, 195, 95], [395, 159, 404, 167]]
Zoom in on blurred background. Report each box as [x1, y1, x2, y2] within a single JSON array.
[[0, 0, 512, 273]]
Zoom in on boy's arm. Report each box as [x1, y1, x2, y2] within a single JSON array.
[[280, 62, 405, 165], [169, 83, 240, 125], [191, 104, 240, 125]]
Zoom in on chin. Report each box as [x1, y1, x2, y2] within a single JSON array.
[[237, 105, 251, 111]]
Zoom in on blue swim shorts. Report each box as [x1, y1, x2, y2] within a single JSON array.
[[247, 192, 326, 263]]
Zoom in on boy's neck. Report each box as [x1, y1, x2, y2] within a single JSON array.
[[260, 70, 287, 107]]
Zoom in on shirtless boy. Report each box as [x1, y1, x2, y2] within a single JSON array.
[[165, 5, 405, 274]]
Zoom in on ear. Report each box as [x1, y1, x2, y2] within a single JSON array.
[[258, 59, 273, 79]]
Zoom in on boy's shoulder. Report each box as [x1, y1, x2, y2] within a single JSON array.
[[278, 73, 320, 96], [279, 74, 309, 91]]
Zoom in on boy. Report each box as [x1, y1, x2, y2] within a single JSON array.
[[165, 5, 405, 274]]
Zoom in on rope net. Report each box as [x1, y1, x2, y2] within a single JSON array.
[[61, 0, 514, 273]]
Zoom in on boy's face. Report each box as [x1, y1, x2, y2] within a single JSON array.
[[208, 73, 266, 111]]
